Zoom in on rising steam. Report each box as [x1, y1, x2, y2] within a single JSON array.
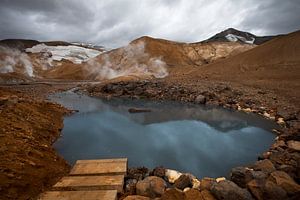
[[86, 41, 168, 80], [0, 47, 34, 77]]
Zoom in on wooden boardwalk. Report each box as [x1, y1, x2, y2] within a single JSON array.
[[39, 158, 127, 200]]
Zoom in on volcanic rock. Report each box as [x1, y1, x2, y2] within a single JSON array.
[[211, 180, 254, 200], [127, 167, 149, 181], [160, 188, 184, 200], [136, 176, 166, 198], [268, 170, 300, 194], [174, 174, 192, 190], [230, 167, 255, 188], [247, 179, 287, 200], [201, 190, 217, 200], [253, 159, 276, 174], [184, 188, 203, 200], [151, 166, 166, 178], [200, 177, 216, 190]]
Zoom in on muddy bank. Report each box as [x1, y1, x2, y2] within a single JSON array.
[[0, 85, 74, 200], [85, 80, 300, 199]]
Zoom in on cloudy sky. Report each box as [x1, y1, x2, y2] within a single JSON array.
[[0, 0, 299, 48]]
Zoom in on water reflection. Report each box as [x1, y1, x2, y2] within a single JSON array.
[[50, 91, 276, 178]]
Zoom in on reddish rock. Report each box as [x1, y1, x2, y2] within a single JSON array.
[[136, 176, 166, 198], [253, 159, 276, 174], [230, 167, 254, 188], [161, 188, 184, 200], [184, 188, 203, 200], [200, 177, 216, 190], [247, 179, 287, 200], [268, 170, 300, 195], [200, 190, 216, 200]]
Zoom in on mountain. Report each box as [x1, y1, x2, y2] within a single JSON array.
[[187, 30, 300, 101], [0, 28, 291, 82], [0, 39, 40, 51], [59, 35, 253, 81], [205, 28, 278, 45]]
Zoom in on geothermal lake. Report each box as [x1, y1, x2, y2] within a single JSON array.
[[50, 90, 276, 178]]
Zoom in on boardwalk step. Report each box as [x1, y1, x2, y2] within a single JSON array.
[[52, 175, 124, 193], [39, 190, 117, 200], [70, 158, 127, 176]]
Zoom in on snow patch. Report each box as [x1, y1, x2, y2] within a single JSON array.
[[26, 44, 102, 64], [225, 34, 255, 44]]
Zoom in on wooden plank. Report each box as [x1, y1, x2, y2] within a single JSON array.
[[70, 159, 127, 176], [39, 190, 117, 200], [53, 175, 124, 193]]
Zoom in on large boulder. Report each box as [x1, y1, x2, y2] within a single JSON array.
[[136, 176, 166, 198], [174, 174, 192, 190], [230, 167, 254, 188], [231, 167, 268, 188], [211, 180, 254, 200], [268, 170, 300, 195], [247, 179, 287, 200], [253, 159, 276, 174]]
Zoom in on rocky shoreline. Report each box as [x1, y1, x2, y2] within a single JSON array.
[[85, 80, 300, 200]]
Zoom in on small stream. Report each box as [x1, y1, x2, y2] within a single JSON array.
[[49, 90, 276, 178]]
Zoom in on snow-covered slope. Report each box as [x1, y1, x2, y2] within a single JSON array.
[[225, 34, 255, 44], [205, 28, 277, 45], [26, 44, 102, 64]]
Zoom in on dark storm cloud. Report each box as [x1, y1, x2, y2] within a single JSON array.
[[240, 0, 300, 36], [0, 0, 299, 48]]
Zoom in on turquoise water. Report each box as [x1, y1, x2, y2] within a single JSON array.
[[50, 91, 276, 178]]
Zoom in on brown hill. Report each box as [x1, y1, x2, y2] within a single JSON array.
[[184, 30, 300, 103], [52, 36, 253, 81]]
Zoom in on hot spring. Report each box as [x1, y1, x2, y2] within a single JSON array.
[[50, 90, 276, 178]]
